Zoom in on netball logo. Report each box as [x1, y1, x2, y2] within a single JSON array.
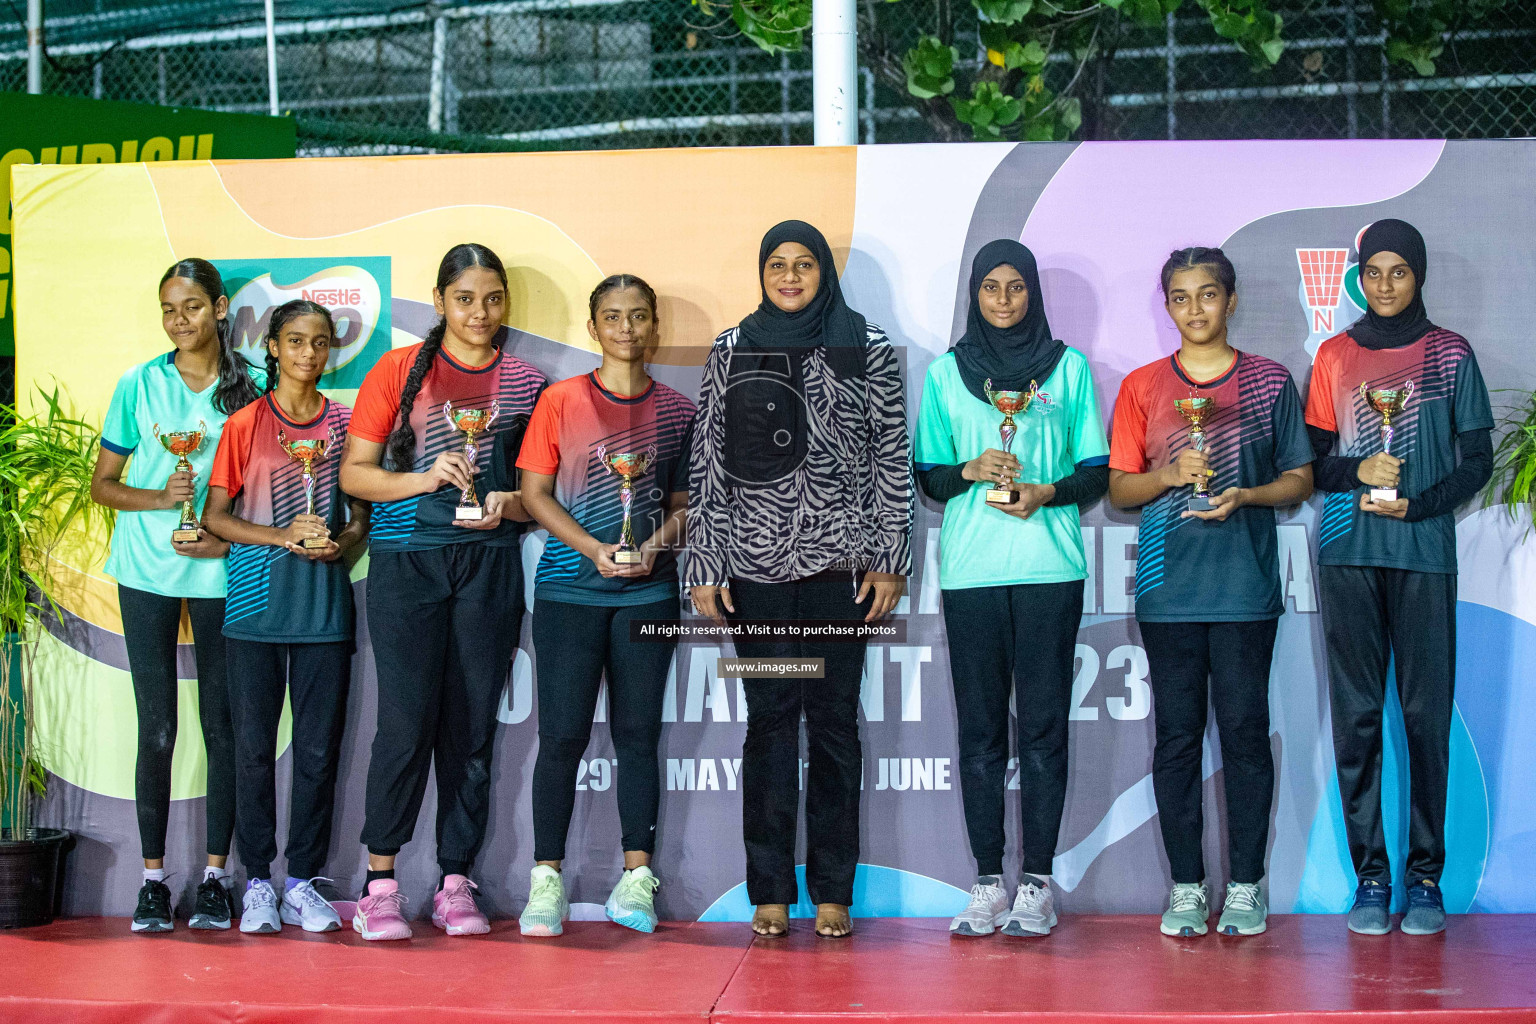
[[217, 257, 393, 387], [1296, 235, 1369, 359]]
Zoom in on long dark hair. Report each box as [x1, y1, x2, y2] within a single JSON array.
[[159, 258, 262, 415], [263, 299, 335, 391], [1159, 246, 1237, 298], [385, 243, 509, 471]]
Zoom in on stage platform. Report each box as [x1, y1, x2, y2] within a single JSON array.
[[3, 915, 1535, 1023]]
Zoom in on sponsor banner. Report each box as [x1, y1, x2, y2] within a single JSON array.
[[11, 141, 1535, 923], [0, 92, 294, 357], [216, 257, 392, 388]]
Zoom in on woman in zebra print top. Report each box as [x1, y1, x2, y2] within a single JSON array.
[[686, 221, 914, 938]]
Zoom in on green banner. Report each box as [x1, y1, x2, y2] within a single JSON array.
[[1, 93, 297, 358]]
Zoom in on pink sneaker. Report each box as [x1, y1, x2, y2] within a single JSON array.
[[432, 874, 491, 936], [352, 879, 412, 941]]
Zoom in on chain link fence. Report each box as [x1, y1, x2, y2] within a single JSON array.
[[1, 1, 1532, 154]]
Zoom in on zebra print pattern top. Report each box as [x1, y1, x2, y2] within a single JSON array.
[[685, 323, 914, 586]]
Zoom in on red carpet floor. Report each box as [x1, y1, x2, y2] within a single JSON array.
[[2, 915, 1535, 1023]]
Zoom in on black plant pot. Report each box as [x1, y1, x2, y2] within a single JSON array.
[[0, 827, 70, 928]]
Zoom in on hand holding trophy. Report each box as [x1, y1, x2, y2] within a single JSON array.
[[1173, 393, 1217, 512], [596, 444, 658, 564], [1358, 380, 1414, 502], [442, 398, 501, 520], [153, 421, 208, 543], [278, 426, 340, 549]]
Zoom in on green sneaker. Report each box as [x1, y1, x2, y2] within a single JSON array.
[[605, 866, 660, 933], [1217, 882, 1267, 936], [1160, 882, 1209, 937], [518, 865, 569, 937]]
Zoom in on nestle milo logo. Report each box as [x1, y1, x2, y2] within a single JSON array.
[[216, 257, 392, 388]]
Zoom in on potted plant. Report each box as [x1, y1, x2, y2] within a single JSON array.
[[0, 388, 111, 928], [1488, 387, 1536, 529]]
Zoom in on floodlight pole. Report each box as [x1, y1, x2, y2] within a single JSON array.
[[264, 0, 279, 115], [812, 0, 857, 146], [26, 0, 42, 94]]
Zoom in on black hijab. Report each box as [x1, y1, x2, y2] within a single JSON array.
[[951, 239, 1066, 404], [723, 221, 868, 487], [736, 220, 868, 380], [1350, 218, 1434, 351]]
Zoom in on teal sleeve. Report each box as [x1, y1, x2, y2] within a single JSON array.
[[101, 367, 141, 455], [913, 366, 957, 469], [1068, 356, 1110, 461]]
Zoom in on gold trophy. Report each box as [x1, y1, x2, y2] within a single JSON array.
[[596, 443, 658, 564], [1359, 379, 1414, 502], [443, 398, 501, 520], [982, 378, 1040, 506], [153, 421, 208, 543], [277, 426, 340, 549], [1173, 393, 1217, 512]]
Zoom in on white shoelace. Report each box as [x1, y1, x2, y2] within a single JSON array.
[[247, 881, 278, 910], [1225, 884, 1261, 912], [289, 877, 334, 912], [966, 883, 1004, 911], [1169, 886, 1206, 912], [1014, 883, 1049, 912]]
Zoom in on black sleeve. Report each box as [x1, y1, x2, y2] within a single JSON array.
[[1403, 427, 1493, 522], [1307, 424, 1365, 493], [917, 462, 971, 504], [1045, 462, 1109, 507]]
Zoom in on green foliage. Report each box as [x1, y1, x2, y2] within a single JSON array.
[[0, 389, 112, 836], [694, 0, 809, 55], [951, 80, 1022, 140], [904, 37, 958, 99], [1488, 388, 1536, 533]]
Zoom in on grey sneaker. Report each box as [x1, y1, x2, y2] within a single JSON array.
[[1000, 880, 1056, 937], [239, 879, 281, 934], [1400, 880, 1446, 936], [949, 880, 1010, 937], [1160, 882, 1209, 937], [1217, 881, 1267, 936], [1347, 880, 1391, 935], [282, 877, 343, 933]]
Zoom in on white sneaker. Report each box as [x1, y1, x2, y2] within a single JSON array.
[[1001, 879, 1057, 937], [519, 865, 569, 937], [949, 880, 1010, 937], [281, 877, 342, 933], [240, 879, 281, 934]]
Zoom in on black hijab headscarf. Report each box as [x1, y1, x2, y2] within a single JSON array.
[[951, 239, 1066, 404], [723, 220, 868, 487], [1350, 218, 1434, 351]]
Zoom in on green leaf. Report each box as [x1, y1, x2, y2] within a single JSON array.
[[1058, 96, 1083, 134], [1259, 37, 1285, 64], [973, 0, 1033, 26], [1211, 11, 1249, 39], [903, 37, 956, 98]]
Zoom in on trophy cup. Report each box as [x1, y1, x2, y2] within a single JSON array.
[[1173, 393, 1217, 512], [1359, 379, 1415, 502], [982, 378, 1040, 506], [596, 443, 658, 564], [443, 399, 501, 520], [153, 421, 208, 543], [277, 426, 340, 548]]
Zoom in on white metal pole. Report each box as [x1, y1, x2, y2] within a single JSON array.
[[26, 0, 42, 94], [428, 14, 447, 132], [264, 0, 279, 115], [812, 0, 857, 145]]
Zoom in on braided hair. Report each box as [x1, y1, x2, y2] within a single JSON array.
[[263, 299, 335, 391], [159, 258, 262, 415], [1160, 246, 1237, 299], [385, 243, 509, 471]]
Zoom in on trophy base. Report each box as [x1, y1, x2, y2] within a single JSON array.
[[455, 506, 485, 521], [613, 549, 643, 565], [1370, 487, 1399, 503], [171, 527, 200, 543], [985, 488, 1019, 506], [1188, 493, 1216, 513], [301, 536, 330, 549]]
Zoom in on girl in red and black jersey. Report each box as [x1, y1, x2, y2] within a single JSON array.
[[204, 300, 368, 935], [339, 243, 546, 940]]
